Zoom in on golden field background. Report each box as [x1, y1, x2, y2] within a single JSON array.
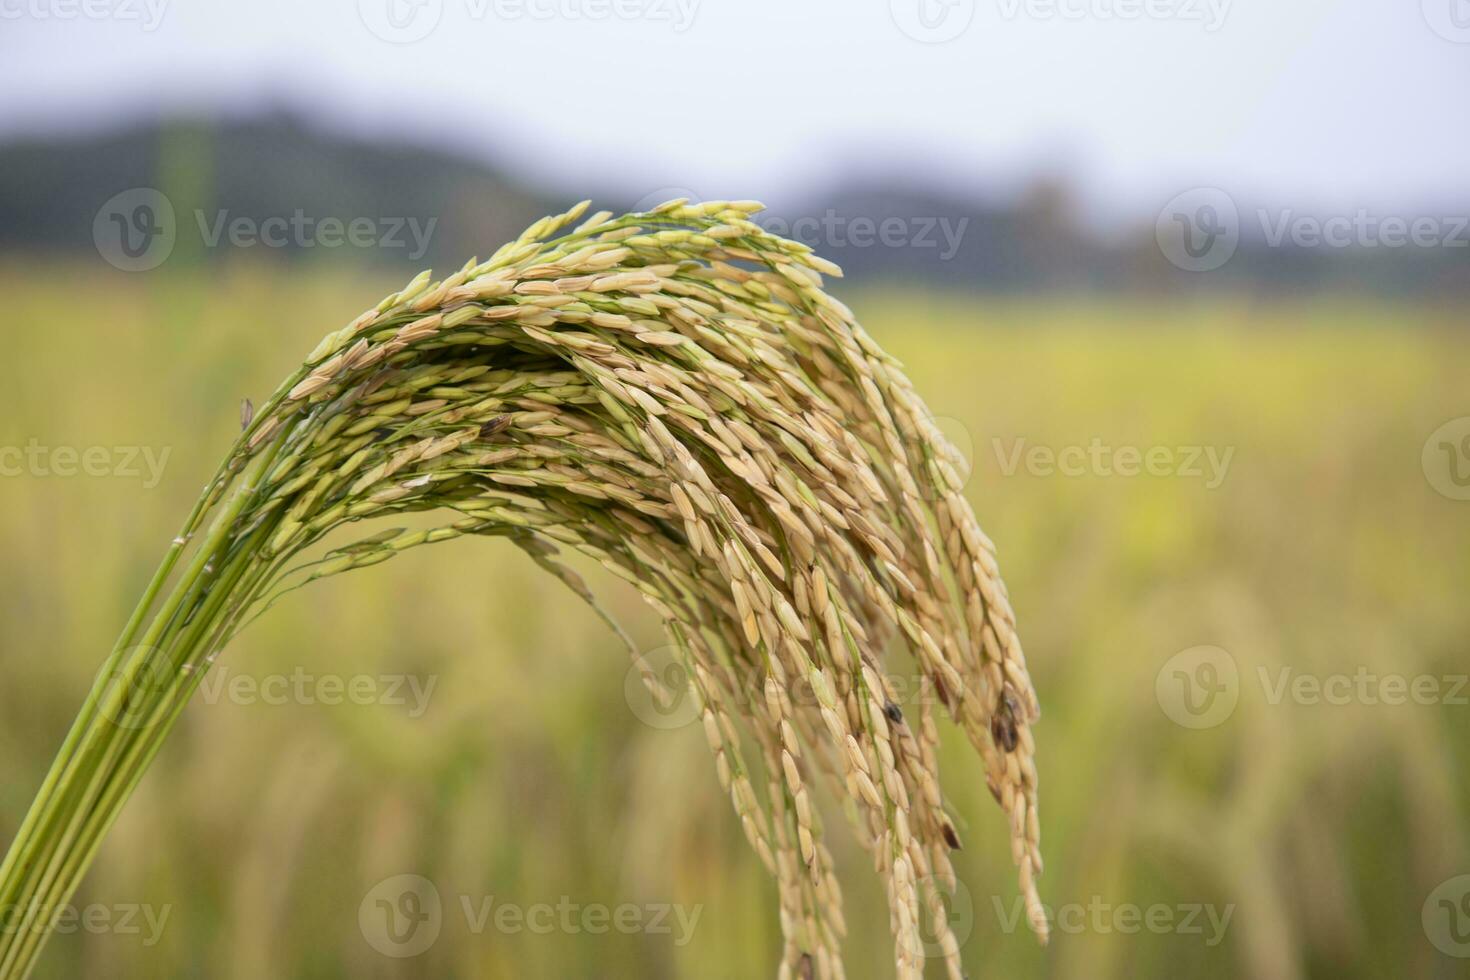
[[1, 263, 1467, 978]]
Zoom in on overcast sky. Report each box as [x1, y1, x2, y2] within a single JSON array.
[[1, 0, 1466, 222]]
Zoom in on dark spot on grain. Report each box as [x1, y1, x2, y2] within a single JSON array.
[[991, 712, 1019, 753], [991, 684, 1022, 752], [479, 415, 512, 439]]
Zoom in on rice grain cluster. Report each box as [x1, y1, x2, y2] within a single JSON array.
[[0, 201, 1044, 979]]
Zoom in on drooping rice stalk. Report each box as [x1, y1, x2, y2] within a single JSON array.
[[0, 201, 1044, 979]]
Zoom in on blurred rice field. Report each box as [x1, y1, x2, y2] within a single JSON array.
[[1, 261, 1467, 978]]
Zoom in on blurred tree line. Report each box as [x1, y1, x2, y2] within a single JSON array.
[[2, 112, 1466, 299]]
